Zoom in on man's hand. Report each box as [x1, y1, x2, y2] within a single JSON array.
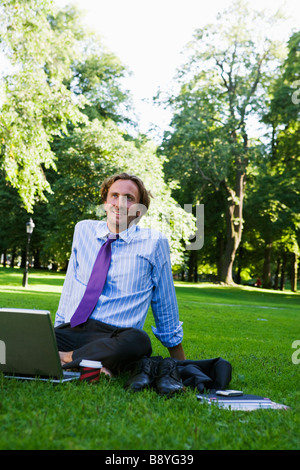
[[59, 351, 73, 365]]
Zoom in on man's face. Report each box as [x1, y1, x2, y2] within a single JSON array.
[[104, 179, 141, 233]]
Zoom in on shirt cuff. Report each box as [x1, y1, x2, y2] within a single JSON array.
[[151, 321, 183, 348], [54, 313, 65, 328]]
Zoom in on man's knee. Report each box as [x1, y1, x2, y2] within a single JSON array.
[[113, 328, 151, 372], [131, 328, 152, 356], [115, 327, 152, 361]]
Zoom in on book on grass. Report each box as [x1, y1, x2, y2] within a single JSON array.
[[197, 392, 290, 411]]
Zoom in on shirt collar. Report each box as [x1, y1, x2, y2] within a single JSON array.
[[96, 221, 138, 244]]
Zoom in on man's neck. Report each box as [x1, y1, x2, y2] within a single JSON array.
[[107, 221, 137, 234]]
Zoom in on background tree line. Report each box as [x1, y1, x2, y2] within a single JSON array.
[[159, 1, 300, 291], [0, 0, 194, 271], [0, 0, 299, 291]]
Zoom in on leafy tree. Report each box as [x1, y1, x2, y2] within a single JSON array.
[[0, 1, 196, 271], [260, 30, 300, 291], [0, 1, 139, 268], [0, 0, 87, 212], [243, 164, 300, 288], [160, 0, 286, 284]]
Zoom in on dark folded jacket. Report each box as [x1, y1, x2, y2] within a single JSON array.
[[175, 357, 232, 394]]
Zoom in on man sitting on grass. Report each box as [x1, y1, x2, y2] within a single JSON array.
[[54, 172, 185, 382]]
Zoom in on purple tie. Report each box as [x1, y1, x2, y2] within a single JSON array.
[[70, 234, 119, 328]]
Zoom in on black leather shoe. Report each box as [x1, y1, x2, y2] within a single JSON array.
[[124, 356, 154, 391], [155, 358, 185, 396]]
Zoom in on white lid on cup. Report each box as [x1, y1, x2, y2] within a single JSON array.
[[79, 359, 102, 368]]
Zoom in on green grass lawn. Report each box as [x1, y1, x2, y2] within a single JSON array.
[[0, 267, 299, 450]]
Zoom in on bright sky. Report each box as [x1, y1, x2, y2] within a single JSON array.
[[55, 0, 299, 138]]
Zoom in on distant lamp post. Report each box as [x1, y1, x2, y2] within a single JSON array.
[[22, 218, 35, 288]]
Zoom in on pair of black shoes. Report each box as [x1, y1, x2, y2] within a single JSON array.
[[124, 356, 184, 396]]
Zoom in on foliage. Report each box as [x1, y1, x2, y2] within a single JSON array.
[[0, 1, 195, 268], [251, 30, 300, 288], [0, 0, 87, 211], [0, 0, 299, 288], [160, 0, 286, 284]]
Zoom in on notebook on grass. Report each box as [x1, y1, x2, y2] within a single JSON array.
[[0, 308, 79, 383], [197, 391, 289, 410]]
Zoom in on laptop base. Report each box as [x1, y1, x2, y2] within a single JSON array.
[[4, 371, 80, 383]]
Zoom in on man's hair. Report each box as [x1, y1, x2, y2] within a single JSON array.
[[100, 172, 152, 209]]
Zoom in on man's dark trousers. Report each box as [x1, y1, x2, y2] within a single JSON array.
[[55, 319, 152, 374]]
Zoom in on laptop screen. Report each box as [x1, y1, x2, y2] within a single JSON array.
[[0, 308, 63, 379]]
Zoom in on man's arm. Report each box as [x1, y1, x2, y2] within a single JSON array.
[[54, 226, 78, 327], [168, 343, 186, 360], [150, 236, 184, 354]]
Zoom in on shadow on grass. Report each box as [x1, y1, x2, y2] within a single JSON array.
[[0, 269, 62, 317], [174, 282, 300, 309], [23, 277, 65, 287], [0, 267, 65, 287], [0, 287, 61, 297]]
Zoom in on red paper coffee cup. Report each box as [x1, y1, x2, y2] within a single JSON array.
[[79, 359, 102, 383]]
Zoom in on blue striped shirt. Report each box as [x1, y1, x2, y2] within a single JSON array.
[[54, 220, 183, 348]]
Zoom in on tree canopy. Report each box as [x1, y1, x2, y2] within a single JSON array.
[[0, 0, 195, 269], [0, 0, 299, 291], [159, 0, 299, 287]]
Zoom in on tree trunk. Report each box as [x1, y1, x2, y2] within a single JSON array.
[[216, 234, 225, 282], [274, 257, 281, 290], [262, 241, 273, 288], [10, 247, 16, 268], [188, 250, 198, 282], [20, 249, 26, 269], [280, 253, 287, 291], [33, 248, 41, 269], [2, 250, 7, 267], [236, 244, 244, 285], [290, 252, 298, 293], [220, 170, 245, 284]]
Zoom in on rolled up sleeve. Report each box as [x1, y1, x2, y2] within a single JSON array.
[[150, 237, 183, 348], [54, 225, 81, 327]]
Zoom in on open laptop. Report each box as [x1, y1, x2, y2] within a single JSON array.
[[0, 308, 80, 383]]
